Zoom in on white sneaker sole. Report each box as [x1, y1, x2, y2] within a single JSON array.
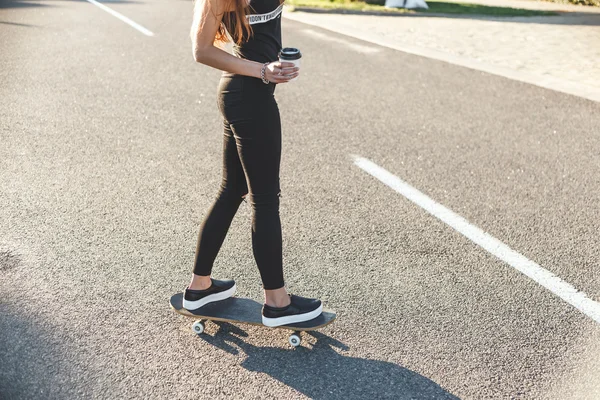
[[262, 303, 323, 327], [183, 284, 236, 311]]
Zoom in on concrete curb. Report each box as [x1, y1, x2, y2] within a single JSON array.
[[286, 5, 561, 17]]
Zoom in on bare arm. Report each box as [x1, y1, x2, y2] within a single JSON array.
[[191, 0, 298, 83]]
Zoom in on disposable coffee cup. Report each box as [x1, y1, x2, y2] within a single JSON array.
[[278, 47, 302, 82]]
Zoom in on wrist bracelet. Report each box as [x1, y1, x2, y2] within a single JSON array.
[[260, 62, 270, 84]]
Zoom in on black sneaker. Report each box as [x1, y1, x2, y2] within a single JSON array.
[[262, 294, 323, 327], [183, 279, 236, 311]]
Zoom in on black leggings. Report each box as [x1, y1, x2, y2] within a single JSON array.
[[192, 75, 284, 290]]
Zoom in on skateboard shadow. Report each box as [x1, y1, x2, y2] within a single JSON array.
[[200, 322, 460, 400]]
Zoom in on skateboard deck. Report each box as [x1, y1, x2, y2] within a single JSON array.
[[170, 293, 336, 347]]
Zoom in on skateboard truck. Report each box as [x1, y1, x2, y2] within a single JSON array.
[[191, 318, 304, 347]]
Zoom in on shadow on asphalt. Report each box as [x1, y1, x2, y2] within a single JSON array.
[[0, 305, 82, 398], [0, 0, 53, 8], [0, 20, 38, 26], [290, 7, 600, 26], [200, 322, 461, 399], [0, 0, 141, 9], [0, 249, 21, 272]]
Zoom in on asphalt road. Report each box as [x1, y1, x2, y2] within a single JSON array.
[[1, 0, 600, 399]]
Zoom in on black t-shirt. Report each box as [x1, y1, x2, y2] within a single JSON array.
[[224, 0, 283, 64]]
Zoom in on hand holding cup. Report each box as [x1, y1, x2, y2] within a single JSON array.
[[278, 47, 301, 82], [265, 61, 299, 83]]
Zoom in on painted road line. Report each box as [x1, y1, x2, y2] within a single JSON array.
[[301, 29, 381, 54], [352, 155, 600, 325], [86, 0, 154, 37]]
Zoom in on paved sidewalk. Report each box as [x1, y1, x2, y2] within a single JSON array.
[[439, 0, 600, 12], [284, 2, 600, 102]]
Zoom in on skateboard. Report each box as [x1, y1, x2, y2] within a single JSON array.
[[169, 293, 336, 347]]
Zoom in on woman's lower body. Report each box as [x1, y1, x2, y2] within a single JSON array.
[[195, 75, 284, 289], [183, 74, 322, 327]]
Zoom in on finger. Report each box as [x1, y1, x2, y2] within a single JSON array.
[[278, 61, 296, 68], [266, 74, 287, 83], [267, 70, 299, 82], [270, 76, 290, 83], [279, 67, 299, 74], [277, 73, 300, 82], [271, 61, 297, 72]]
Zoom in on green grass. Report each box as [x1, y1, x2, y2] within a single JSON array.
[[286, 0, 558, 16]]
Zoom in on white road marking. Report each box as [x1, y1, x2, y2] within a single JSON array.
[[85, 0, 154, 37], [301, 28, 380, 54], [352, 155, 600, 325]]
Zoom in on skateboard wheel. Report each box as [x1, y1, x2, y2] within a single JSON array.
[[192, 320, 205, 335], [288, 333, 301, 347]]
